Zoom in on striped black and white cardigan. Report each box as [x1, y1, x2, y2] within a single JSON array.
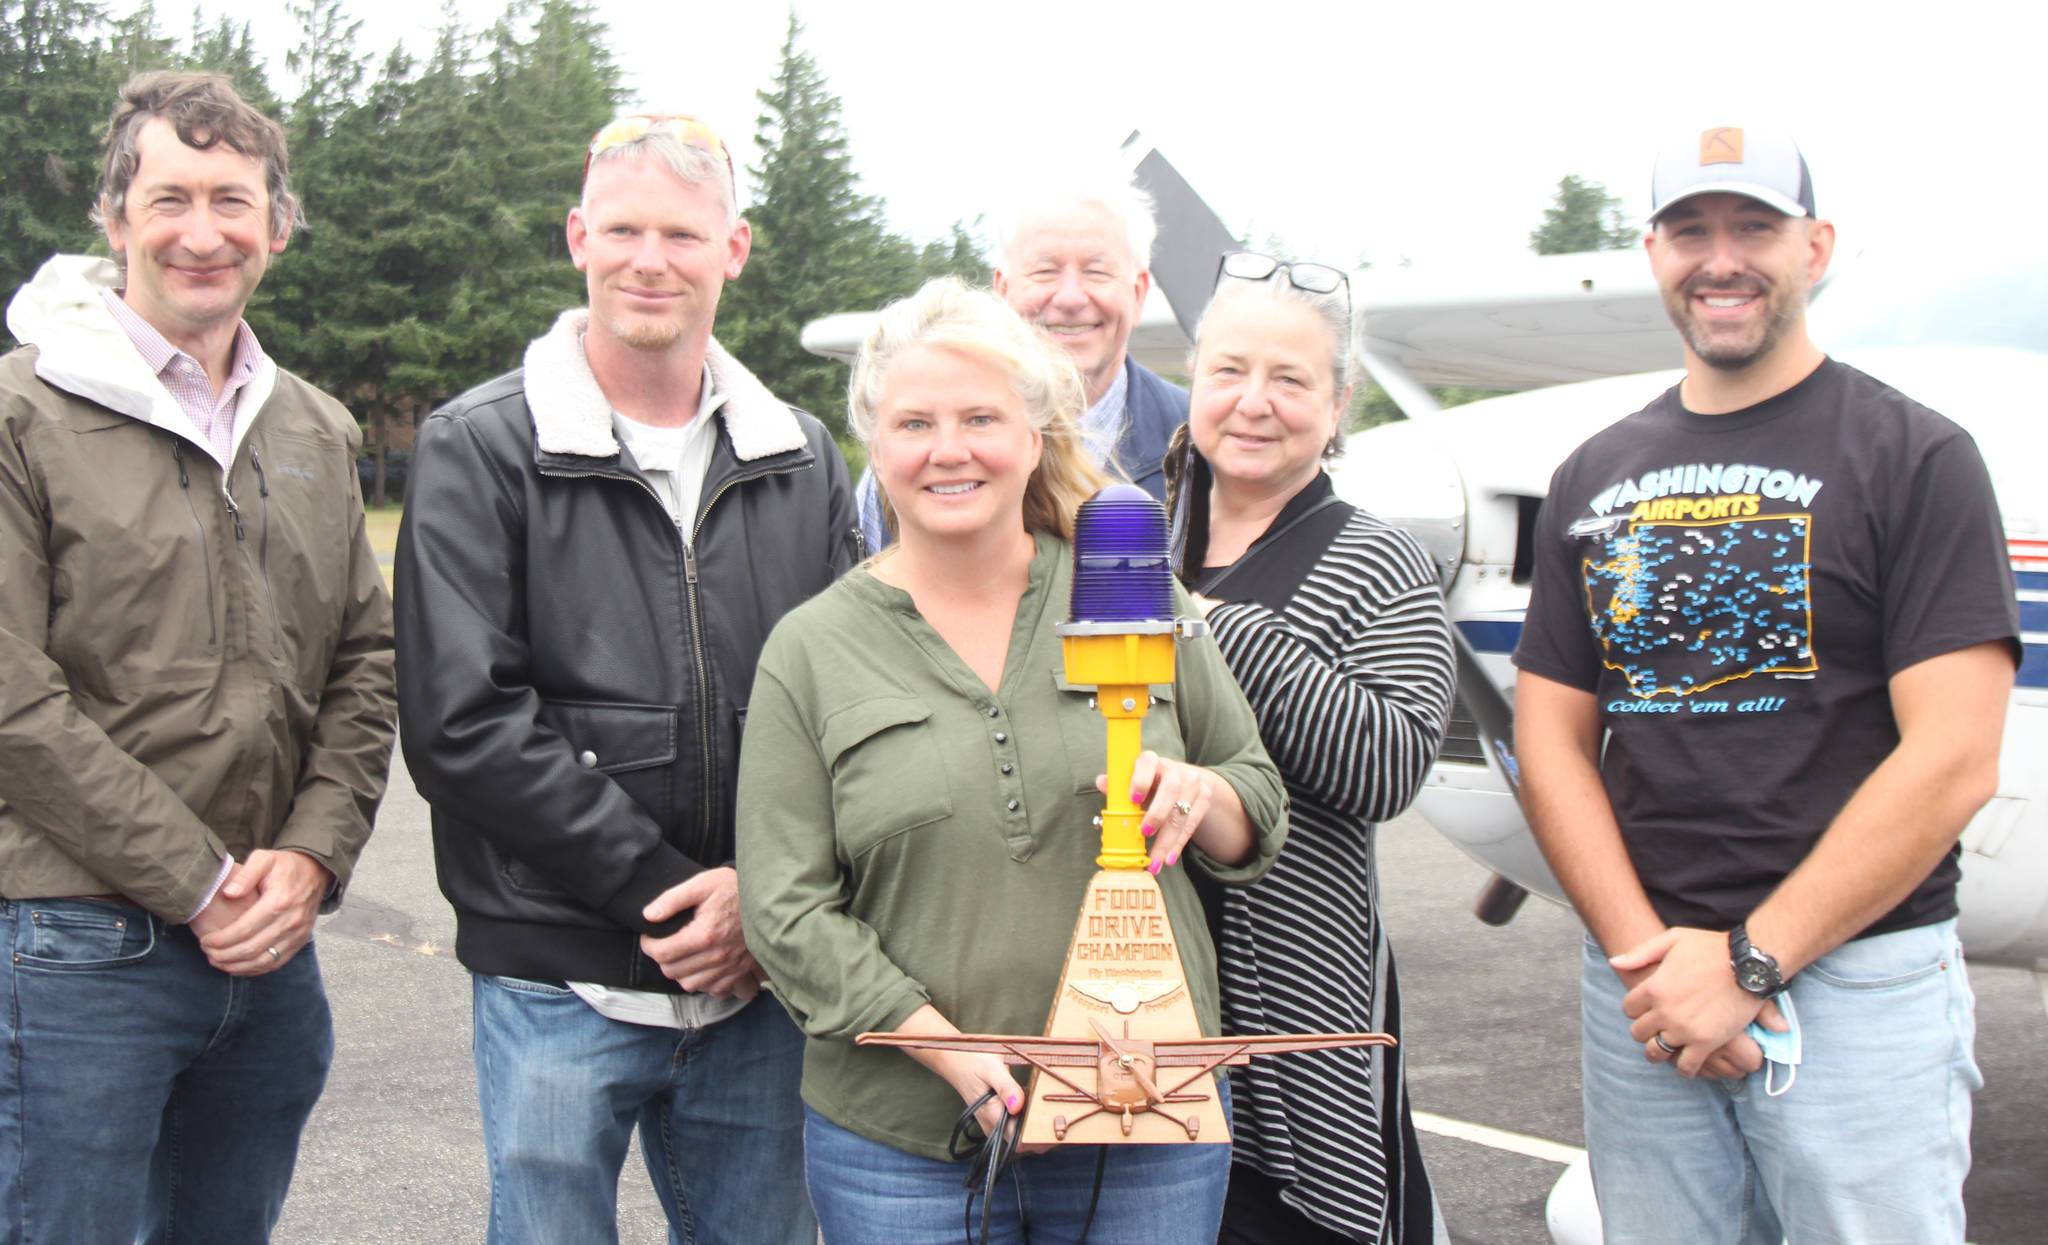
[[1178, 466, 1458, 1244]]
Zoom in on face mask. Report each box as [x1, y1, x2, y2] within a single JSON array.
[[1747, 990, 1802, 1097]]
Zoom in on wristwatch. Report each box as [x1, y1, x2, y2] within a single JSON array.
[[1728, 922, 1786, 997]]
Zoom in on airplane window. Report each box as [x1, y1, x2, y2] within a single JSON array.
[[1814, 253, 2048, 356]]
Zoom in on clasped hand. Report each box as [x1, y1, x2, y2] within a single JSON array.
[[638, 866, 763, 1000], [1612, 926, 1785, 1080], [189, 849, 331, 976]]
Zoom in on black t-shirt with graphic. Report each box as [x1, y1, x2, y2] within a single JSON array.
[[1514, 359, 2018, 936]]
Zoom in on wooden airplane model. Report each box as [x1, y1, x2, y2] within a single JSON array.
[[859, 1017, 1393, 1141]]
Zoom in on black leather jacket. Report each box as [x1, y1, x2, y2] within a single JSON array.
[[395, 313, 860, 988]]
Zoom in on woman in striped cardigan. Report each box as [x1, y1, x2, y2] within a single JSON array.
[[1168, 255, 1458, 1245]]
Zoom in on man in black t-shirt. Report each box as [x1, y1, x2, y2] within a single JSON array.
[[1513, 126, 2018, 1243]]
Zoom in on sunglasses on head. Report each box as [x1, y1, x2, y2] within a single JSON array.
[[1216, 251, 1351, 312], [584, 114, 736, 199]]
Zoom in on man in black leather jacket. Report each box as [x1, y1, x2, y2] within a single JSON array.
[[393, 114, 856, 1245]]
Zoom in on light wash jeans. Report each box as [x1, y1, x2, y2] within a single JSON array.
[[0, 897, 334, 1245], [1580, 919, 1979, 1244], [471, 974, 814, 1245], [803, 1081, 1232, 1244]]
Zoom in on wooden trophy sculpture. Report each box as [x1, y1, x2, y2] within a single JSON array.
[[860, 485, 1392, 1145]]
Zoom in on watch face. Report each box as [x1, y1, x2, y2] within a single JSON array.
[[1736, 960, 1772, 992]]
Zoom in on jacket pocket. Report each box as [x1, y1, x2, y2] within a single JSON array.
[[505, 700, 681, 896], [13, 900, 158, 970], [818, 697, 953, 859], [39, 419, 223, 687]]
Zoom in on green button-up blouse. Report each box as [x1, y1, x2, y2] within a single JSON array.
[[736, 530, 1287, 1159]]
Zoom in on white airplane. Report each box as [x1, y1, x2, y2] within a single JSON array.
[[800, 137, 2048, 1240]]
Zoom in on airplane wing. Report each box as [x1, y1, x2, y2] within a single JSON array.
[[855, 1031, 1101, 1065], [1355, 252, 1678, 390], [798, 137, 1678, 411], [1151, 1032, 1396, 1067]]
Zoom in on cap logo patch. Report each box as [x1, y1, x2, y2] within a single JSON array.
[[1700, 127, 1744, 166]]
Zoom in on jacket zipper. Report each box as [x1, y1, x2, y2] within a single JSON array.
[[171, 441, 219, 646], [221, 478, 245, 541], [684, 471, 781, 858], [544, 457, 803, 881], [247, 448, 286, 655]]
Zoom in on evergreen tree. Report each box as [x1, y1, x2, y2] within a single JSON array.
[[284, 0, 364, 145], [0, 0, 114, 341], [720, 11, 984, 436], [104, 1, 176, 80], [186, 14, 283, 115], [246, 0, 368, 364], [1529, 174, 1639, 255], [461, 0, 618, 374], [260, 0, 620, 503]]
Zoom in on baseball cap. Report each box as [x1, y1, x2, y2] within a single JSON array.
[[1649, 125, 1815, 222]]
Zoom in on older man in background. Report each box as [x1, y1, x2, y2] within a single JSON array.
[[855, 165, 1186, 549]]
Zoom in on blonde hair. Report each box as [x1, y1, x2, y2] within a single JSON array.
[[848, 276, 1113, 540]]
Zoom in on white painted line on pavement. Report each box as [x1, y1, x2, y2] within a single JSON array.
[[1413, 1111, 1585, 1166]]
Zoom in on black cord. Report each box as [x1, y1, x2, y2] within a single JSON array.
[[946, 1092, 1107, 1244], [1077, 1146, 1105, 1241], [948, 1090, 1015, 1245]]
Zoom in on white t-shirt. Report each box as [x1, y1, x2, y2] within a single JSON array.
[[570, 365, 748, 1030]]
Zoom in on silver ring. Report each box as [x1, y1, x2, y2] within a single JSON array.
[[1653, 1033, 1679, 1055], [1173, 800, 1194, 816], [267, 946, 281, 962]]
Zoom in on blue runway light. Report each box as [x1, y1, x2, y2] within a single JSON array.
[[1069, 484, 1174, 623]]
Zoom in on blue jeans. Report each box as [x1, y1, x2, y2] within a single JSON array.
[[471, 975, 813, 1245], [803, 1082, 1233, 1244], [0, 897, 334, 1245], [1580, 920, 1979, 1244]]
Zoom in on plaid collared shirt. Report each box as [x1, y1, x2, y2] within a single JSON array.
[[101, 290, 265, 463]]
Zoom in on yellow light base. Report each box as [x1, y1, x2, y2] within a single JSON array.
[[1062, 632, 1178, 871]]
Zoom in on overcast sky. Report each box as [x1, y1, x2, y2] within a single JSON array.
[[145, 0, 2047, 273]]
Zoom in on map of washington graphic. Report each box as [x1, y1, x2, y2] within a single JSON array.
[[1578, 514, 1817, 697]]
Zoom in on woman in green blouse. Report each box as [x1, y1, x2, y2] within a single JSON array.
[[736, 277, 1287, 1242]]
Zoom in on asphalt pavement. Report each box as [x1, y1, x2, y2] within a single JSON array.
[[277, 748, 2047, 1243]]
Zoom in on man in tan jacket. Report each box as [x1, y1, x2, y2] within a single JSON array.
[[0, 72, 394, 1244]]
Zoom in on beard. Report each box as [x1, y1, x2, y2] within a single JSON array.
[[597, 309, 686, 351], [1664, 274, 1806, 372]]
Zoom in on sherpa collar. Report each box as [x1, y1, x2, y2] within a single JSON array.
[[521, 309, 806, 462]]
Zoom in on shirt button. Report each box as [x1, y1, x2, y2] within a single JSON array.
[[985, 706, 1001, 718], [994, 732, 1008, 744], [578, 750, 598, 768], [1000, 764, 1013, 775], [1007, 799, 1020, 811]]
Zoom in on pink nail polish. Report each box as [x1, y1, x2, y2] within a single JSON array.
[[1166, 851, 1179, 866], [1148, 860, 1162, 875], [1141, 823, 1155, 837], [1005, 1094, 1019, 1112]]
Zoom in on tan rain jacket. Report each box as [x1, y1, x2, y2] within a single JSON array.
[[0, 255, 396, 922]]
